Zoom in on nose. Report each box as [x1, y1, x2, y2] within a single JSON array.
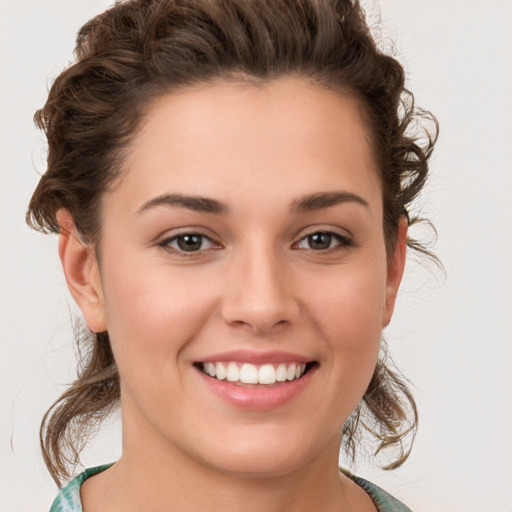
[[221, 246, 300, 334]]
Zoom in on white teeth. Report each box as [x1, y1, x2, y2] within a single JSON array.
[[226, 362, 239, 382], [286, 363, 297, 381], [240, 363, 259, 384], [258, 364, 276, 385], [216, 362, 227, 381], [276, 363, 287, 382], [207, 362, 216, 377], [202, 361, 308, 385]]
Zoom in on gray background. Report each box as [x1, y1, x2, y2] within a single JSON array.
[[1, 0, 511, 510]]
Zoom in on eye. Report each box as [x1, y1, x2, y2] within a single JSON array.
[[295, 231, 351, 251], [159, 233, 216, 253]]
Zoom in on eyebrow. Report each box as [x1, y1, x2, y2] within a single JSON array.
[[137, 190, 369, 216], [290, 191, 370, 213], [137, 193, 229, 215]]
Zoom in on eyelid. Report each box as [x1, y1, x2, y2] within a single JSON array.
[[155, 225, 218, 243], [294, 224, 353, 241], [293, 227, 354, 251], [154, 225, 354, 255], [156, 228, 222, 255]]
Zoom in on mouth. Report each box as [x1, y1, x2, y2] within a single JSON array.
[[195, 361, 317, 387], [193, 350, 318, 409]]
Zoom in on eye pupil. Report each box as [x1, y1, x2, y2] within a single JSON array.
[[177, 234, 202, 251], [308, 233, 331, 250]]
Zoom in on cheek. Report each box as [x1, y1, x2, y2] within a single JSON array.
[[308, 264, 387, 341], [302, 260, 387, 387], [99, 260, 216, 374]]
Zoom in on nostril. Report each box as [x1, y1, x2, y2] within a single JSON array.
[[225, 317, 292, 334]]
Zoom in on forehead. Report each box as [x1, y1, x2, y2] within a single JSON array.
[[111, 77, 381, 215]]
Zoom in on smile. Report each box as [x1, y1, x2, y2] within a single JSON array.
[[200, 361, 308, 386], [194, 351, 317, 409]]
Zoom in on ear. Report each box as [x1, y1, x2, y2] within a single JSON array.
[[57, 209, 107, 333], [382, 216, 408, 327]]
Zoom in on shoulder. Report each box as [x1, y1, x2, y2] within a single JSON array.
[[350, 474, 414, 512], [49, 464, 112, 512]]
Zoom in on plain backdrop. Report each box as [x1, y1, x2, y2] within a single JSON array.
[[1, 1, 511, 511]]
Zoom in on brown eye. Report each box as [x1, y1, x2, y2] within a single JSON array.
[[296, 231, 351, 251], [177, 234, 203, 251], [159, 233, 216, 253], [307, 233, 333, 250]]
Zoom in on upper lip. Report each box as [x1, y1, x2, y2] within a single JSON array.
[[195, 350, 314, 365]]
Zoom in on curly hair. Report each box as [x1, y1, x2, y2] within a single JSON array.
[[27, 0, 438, 486]]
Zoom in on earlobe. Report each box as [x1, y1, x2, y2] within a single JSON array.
[[57, 209, 107, 333], [383, 216, 408, 327]]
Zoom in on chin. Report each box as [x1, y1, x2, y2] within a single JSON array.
[[193, 426, 333, 479], [206, 452, 306, 479]]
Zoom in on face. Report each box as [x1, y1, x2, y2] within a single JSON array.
[[75, 77, 406, 477]]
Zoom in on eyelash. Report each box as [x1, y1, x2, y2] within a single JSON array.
[[294, 231, 353, 252], [157, 232, 218, 256], [157, 229, 353, 256]]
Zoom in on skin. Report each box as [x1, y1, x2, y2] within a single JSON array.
[[58, 77, 407, 512]]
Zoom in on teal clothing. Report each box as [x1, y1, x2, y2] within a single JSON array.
[[49, 464, 412, 512], [49, 465, 111, 512]]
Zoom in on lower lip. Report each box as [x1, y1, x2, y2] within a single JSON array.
[[196, 366, 316, 410]]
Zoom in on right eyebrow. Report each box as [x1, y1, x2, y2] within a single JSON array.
[[137, 193, 229, 215], [290, 191, 370, 213]]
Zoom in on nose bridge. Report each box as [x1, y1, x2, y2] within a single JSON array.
[[221, 236, 298, 333]]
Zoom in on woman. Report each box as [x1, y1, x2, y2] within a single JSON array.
[[26, 0, 438, 510]]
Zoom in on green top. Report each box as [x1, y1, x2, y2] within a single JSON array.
[[49, 464, 413, 512]]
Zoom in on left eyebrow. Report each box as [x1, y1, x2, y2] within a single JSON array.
[[290, 191, 370, 213], [137, 193, 229, 215]]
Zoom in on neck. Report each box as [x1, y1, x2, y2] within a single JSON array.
[[81, 406, 376, 512], [110, 444, 345, 512]]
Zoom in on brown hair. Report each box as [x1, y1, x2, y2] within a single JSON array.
[[27, 0, 438, 486]]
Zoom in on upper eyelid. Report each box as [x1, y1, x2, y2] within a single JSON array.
[[157, 233, 221, 257], [292, 227, 355, 252], [159, 232, 217, 246], [156, 227, 219, 243], [295, 231, 350, 246], [294, 225, 352, 241], [154, 226, 353, 247]]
